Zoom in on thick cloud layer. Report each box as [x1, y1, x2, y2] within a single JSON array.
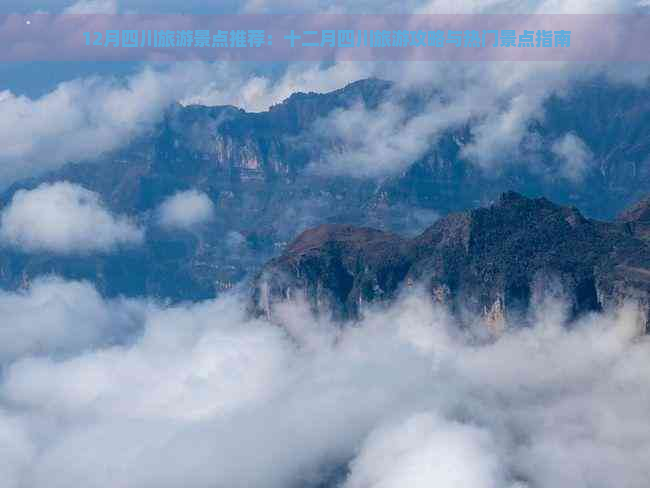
[[0, 182, 144, 253], [0, 276, 143, 363], [0, 279, 648, 488], [344, 413, 506, 488]]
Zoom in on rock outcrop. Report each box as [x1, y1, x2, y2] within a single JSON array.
[[253, 192, 650, 330]]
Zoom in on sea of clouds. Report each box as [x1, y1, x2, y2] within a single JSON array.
[[0, 279, 649, 488], [1, 1, 649, 486]]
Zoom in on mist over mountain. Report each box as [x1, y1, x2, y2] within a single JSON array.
[[1, 258, 650, 488], [2, 77, 650, 301], [4, 0, 650, 483], [253, 191, 650, 332], [1, 67, 650, 487]]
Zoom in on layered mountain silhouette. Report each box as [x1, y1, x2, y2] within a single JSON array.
[[2, 78, 650, 301], [253, 192, 650, 331]]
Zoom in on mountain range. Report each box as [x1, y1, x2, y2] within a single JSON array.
[[2, 77, 650, 303], [253, 191, 650, 332]]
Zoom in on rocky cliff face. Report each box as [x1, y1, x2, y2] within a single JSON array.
[[253, 192, 650, 331], [3, 78, 650, 301]]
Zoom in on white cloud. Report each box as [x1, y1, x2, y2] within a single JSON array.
[[0, 63, 242, 187], [0, 0, 645, 484], [181, 62, 373, 112], [0, 276, 143, 364], [309, 89, 479, 178], [3, 294, 291, 422], [0, 68, 173, 186], [307, 61, 593, 178], [552, 133, 592, 182], [263, 1, 650, 179], [310, 100, 435, 178], [1, 0, 644, 186], [62, 0, 118, 14], [0, 60, 374, 188], [157, 190, 215, 230], [0, 283, 647, 487], [344, 413, 505, 488], [0, 182, 144, 254], [0, 408, 34, 488]]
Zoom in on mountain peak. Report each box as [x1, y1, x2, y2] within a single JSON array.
[[253, 193, 650, 330], [287, 224, 400, 255]]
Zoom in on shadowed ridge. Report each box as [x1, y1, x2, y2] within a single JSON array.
[[253, 192, 650, 332]]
